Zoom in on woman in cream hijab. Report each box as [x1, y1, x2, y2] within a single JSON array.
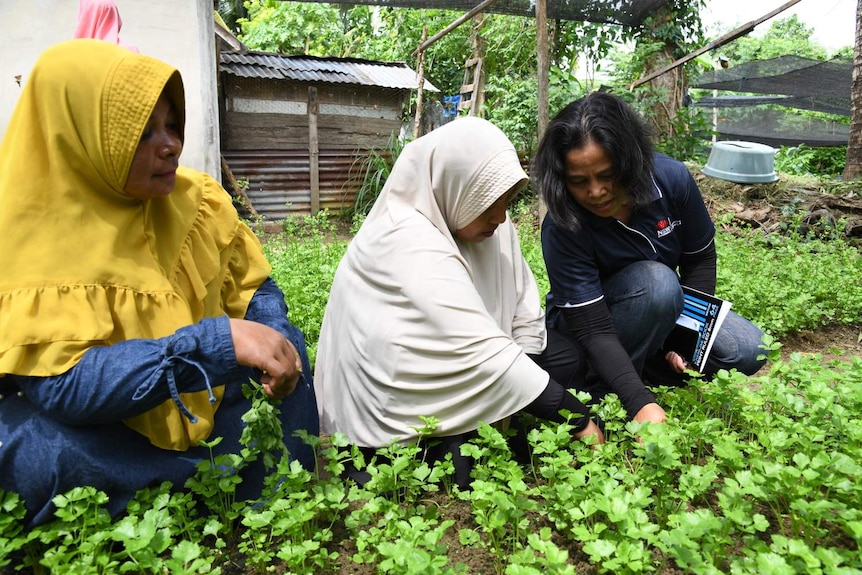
[[315, 117, 603, 485], [0, 40, 318, 527]]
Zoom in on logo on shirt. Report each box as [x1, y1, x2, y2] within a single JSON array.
[[655, 218, 681, 238]]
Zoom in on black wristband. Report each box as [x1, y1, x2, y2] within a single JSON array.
[[524, 379, 591, 432]]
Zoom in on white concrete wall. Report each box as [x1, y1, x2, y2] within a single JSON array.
[[0, 0, 220, 178]]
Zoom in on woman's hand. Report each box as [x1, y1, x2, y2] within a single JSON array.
[[229, 318, 303, 400], [574, 419, 606, 445], [665, 350, 689, 374], [633, 402, 666, 425]]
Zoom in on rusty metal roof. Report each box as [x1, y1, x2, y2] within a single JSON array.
[[220, 51, 439, 92]]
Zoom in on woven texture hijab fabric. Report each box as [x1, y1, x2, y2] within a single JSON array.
[[0, 39, 270, 449], [314, 117, 548, 447]]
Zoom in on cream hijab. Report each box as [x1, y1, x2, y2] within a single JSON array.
[[314, 117, 548, 447], [0, 40, 270, 450]]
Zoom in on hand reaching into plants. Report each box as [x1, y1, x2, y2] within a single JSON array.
[[574, 419, 605, 445], [665, 350, 690, 374], [631, 402, 667, 443], [634, 402, 666, 426], [229, 318, 302, 400]]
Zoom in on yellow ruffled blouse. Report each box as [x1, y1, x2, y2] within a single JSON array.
[[0, 40, 270, 450]]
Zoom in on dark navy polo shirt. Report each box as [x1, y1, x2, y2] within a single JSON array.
[[542, 153, 715, 310]]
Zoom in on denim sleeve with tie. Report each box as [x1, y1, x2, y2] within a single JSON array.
[[10, 277, 308, 426]]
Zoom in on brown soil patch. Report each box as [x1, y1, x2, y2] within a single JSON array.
[[692, 168, 862, 243], [693, 168, 862, 363], [779, 321, 862, 359]]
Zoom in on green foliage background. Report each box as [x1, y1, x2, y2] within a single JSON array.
[[228, 1, 851, 165]]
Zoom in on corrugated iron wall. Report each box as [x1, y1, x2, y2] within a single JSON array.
[[223, 147, 533, 222], [222, 149, 368, 221]]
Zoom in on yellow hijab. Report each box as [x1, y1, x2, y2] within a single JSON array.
[[0, 39, 271, 450]]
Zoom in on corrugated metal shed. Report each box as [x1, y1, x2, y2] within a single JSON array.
[[219, 51, 429, 220], [221, 51, 439, 92], [223, 149, 366, 221]]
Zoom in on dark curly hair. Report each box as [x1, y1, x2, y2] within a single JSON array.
[[532, 92, 655, 233]]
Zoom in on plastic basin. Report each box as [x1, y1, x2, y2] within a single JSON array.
[[702, 141, 778, 183]]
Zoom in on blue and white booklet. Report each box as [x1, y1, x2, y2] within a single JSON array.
[[665, 286, 732, 373]]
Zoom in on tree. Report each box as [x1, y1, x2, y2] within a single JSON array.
[[238, 1, 374, 57], [718, 14, 828, 66], [481, 17, 617, 152], [217, 0, 247, 35], [620, 0, 707, 147], [845, 0, 862, 180], [235, 1, 471, 93]]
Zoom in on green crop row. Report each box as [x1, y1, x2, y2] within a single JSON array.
[[2, 210, 860, 574]]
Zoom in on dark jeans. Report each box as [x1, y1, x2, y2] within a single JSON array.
[[0, 372, 318, 529], [601, 260, 766, 387]]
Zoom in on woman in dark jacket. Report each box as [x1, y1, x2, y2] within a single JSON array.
[[534, 92, 766, 425]]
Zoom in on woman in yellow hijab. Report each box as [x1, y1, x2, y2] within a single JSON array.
[[0, 39, 318, 527]]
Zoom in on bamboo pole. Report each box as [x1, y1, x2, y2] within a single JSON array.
[[412, 0, 504, 56], [413, 26, 428, 139], [536, 0, 549, 140], [536, 0, 550, 222], [629, 0, 803, 89], [308, 86, 320, 215], [469, 13, 486, 117]]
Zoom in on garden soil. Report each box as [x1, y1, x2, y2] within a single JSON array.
[[691, 167, 862, 365]]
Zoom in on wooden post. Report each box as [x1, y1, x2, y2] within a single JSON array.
[[536, 0, 549, 141], [536, 0, 549, 221], [469, 13, 486, 117], [308, 86, 320, 216], [413, 26, 428, 139], [220, 155, 259, 218], [843, 0, 862, 179]]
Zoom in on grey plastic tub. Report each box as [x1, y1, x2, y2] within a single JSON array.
[[702, 141, 778, 184]]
